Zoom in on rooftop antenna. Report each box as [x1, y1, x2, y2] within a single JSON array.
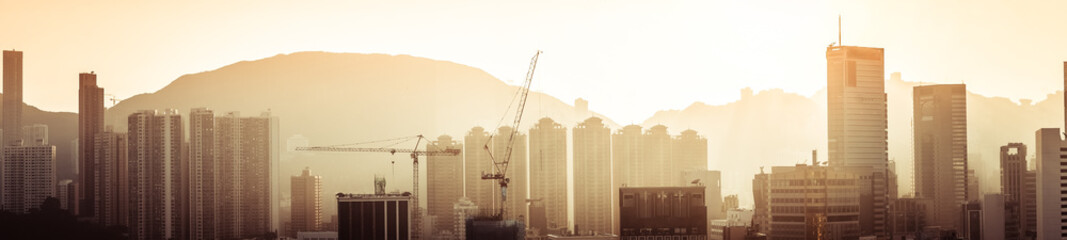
[[838, 15, 842, 46]]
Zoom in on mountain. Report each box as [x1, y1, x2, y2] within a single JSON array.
[[103, 52, 618, 213]]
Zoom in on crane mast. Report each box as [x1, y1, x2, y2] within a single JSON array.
[[482, 50, 542, 218], [295, 135, 460, 240]]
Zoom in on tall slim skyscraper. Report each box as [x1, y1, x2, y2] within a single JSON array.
[[463, 127, 494, 210], [3, 50, 23, 147], [492, 126, 526, 222], [127, 110, 184, 240], [1, 144, 56, 214], [426, 135, 463, 235], [572, 117, 612, 235], [216, 112, 241, 239], [188, 108, 216, 239], [1001, 143, 1029, 239], [528, 117, 567, 232], [94, 128, 128, 227], [291, 167, 323, 235], [1035, 128, 1067, 239], [913, 84, 968, 231], [826, 45, 888, 238], [79, 71, 105, 218]]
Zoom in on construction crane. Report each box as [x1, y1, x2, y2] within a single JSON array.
[[296, 135, 460, 240], [482, 50, 541, 218]]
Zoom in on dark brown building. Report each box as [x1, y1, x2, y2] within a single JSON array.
[[619, 186, 706, 239]]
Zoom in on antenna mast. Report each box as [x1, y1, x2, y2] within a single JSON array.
[[838, 15, 842, 46]]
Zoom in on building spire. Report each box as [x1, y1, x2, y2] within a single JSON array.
[[838, 15, 842, 46]]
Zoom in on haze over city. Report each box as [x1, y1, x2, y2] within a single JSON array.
[[2, 1, 1067, 240]]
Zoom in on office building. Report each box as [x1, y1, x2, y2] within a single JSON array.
[[337, 193, 412, 240], [1024, 170, 1037, 238], [490, 126, 526, 222], [1035, 128, 1067, 239], [127, 110, 184, 240], [888, 197, 928, 239], [752, 167, 770, 235], [427, 135, 463, 235], [767, 164, 862, 240], [292, 167, 323, 236], [682, 169, 724, 222], [464, 127, 495, 211], [188, 108, 216, 239], [960, 201, 981, 240], [573, 117, 613, 235], [618, 186, 707, 239], [78, 71, 105, 218], [529, 117, 568, 232], [2, 50, 23, 147], [1001, 143, 1029, 239], [982, 194, 1019, 240], [967, 170, 979, 202], [913, 84, 969, 232], [94, 128, 128, 227], [826, 45, 889, 238], [1, 144, 56, 214]]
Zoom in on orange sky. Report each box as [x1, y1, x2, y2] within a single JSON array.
[[1, 0, 1066, 123]]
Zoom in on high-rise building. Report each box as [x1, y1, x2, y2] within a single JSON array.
[[127, 110, 184, 240], [913, 84, 968, 231], [427, 135, 463, 235], [1, 144, 56, 214], [889, 197, 928, 239], [723, 195, 739, 212], [337, 193, 412, 240], [453, 197, 478, 240], [22, 124, 47, 145], [492, 126, 527, 222], [766, 164, 862, 240], [93, 128, 128, 227], [1023, 170, 1037, 238], [57, 179, 76, 211], [983, 194, 1020, 240], [618, 186, 707, 239], [78, 71, 104, 218], [529, 117, 568, 233], [464, 127, 495, 211], [1035, 128, 1067, 239], [291, 167, 323, 235], [238, 112, 277, 237], [3, 50, 23, 147], [672, 129, 708, 176], [613, 125, 644, 188], [187, 108, 215, 239], [826, 45, 889, 238], [215, 111, 277, 238], [572, 117, 612, 235], [967, 170, 979, 202], [1001, 143, 1028, 239], [752, 167, 770, 235], [644, 125, 672, 186], [960, 201, 982, 240], [681, 169, 722, 240]]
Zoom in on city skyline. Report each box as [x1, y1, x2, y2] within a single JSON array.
[[2, 1, 1067, 125], [4, 1, 1067, 239]]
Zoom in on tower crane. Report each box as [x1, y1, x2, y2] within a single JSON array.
[[482, 50, 541, 218], [296, 135, 460, 240]]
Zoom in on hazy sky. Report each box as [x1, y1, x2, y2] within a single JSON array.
[[2, 0, 1066, 123]]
